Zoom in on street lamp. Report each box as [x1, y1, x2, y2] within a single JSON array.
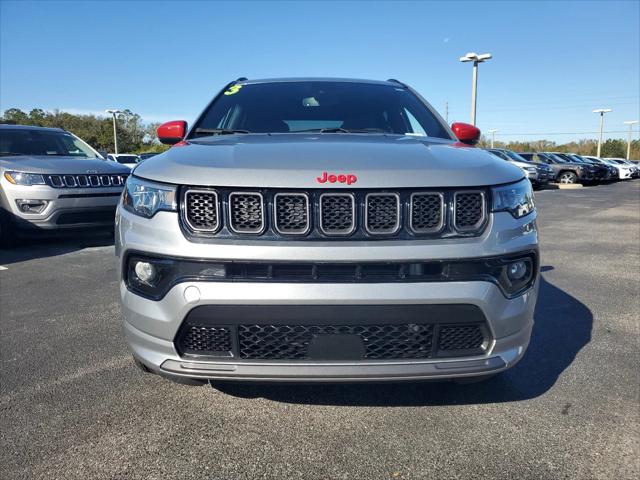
[[488, 129, 499, 148], [623, 120, 639, 160], [459, 52, 492, 126], [105, 109, 124, 154], [593, 108, 612, 158]]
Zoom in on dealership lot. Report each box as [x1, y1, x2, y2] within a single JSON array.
[[0, 181, 638, 479]]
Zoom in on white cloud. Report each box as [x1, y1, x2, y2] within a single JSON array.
[[443, 37, 450, 43]]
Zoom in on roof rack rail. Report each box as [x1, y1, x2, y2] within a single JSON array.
[[386, 78, 406, 86]]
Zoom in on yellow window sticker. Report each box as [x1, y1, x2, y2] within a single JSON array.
[[224, 85, 243, 96]]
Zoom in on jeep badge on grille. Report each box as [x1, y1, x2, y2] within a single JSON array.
[[316, 171, 357, 185]]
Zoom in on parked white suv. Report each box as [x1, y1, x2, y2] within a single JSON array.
[[0, 124, 129, 245]]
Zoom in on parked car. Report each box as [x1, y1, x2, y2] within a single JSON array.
[[581, 156, 618, 180], [117, 77, 538, 386], [0, 124, 130, 245], [486, 148, 552, 188], [604, 158, 639, 178], [596, 158, 634, 180], [562, 153, 611, 182], [107, 153, 141, 169], [519, 152, 591, 184]]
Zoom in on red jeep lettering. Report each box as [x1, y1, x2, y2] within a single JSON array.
[[316, 172, 358, 185]]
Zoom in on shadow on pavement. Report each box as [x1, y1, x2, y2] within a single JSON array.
[[213, 272, 593, 405], [0, 230, 114, 265]]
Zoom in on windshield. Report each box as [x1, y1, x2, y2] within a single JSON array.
[[192, 81, 450, 138], [0, 128, 99, 158], [502, 150, 529, 163], [547, 153, 568, 163]]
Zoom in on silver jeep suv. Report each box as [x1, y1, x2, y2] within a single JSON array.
[[0, 124, 130, 244], [117, 78, 538, 385]]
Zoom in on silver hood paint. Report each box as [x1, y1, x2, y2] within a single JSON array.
[[134, 134, 524, 188], [0, 155, 131, 175]]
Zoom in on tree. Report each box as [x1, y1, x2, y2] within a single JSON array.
[[1, 107, 167, 153], [600, 139, 626, 158]]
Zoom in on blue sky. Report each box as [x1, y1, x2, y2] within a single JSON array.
[[1, 0, 638, 144]]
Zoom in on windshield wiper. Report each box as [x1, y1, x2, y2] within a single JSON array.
[[294, 127, 386, 133], [194, 128, 251, 136], [0, 152, 30, 156]]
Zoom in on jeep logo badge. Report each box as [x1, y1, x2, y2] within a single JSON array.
[[316, 171, 358, 185], [86, 169, 98, 174]]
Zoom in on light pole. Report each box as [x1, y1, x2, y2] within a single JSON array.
[[623, 120, 638, 160], [488, 129, 498, 148], [459, 52, 492, 126], [105, 109, 124, 154], [593, 108, 612, 158]]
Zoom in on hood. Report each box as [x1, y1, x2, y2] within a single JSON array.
[[134, 134, 524, 188], [0, 155, 130, 175]]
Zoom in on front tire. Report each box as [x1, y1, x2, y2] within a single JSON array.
[[558, 171, 578, 184]]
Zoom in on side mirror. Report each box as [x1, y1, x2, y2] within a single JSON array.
[[451, 122, 481, 145], [157, 120, 188, 145]]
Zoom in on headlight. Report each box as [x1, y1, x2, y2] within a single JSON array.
[[492, 178, 535, 219], [3, 171, 46, 186], [122, 176, 177, 218], [525, 167, 537, 173]]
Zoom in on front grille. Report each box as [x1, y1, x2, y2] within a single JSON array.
[[410, 192, 444, 233], [365, 193, 400, 234], [454, 191, 485, 231], [274, 193, 309, 234], [184, 190, 219, 232], [319, 193, 356, 235], [181, 187, 487, 240], [46, 174, 128, 189], [229, 192, 264, 233]]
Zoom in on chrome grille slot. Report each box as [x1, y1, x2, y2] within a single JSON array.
[[63, 175, 77, 187], [454, 191, 485, 231], [49, 175, 64, 187], [319, 193, 355, 235], [110, 175, 122, 186], [229, 192, 264, 234], [365, 193, 400, 234], [89, 175, 100, 187], [274, 193, 310, 235], [76, 175, 89, 187], [184, 189, 219, 232], [410, 192, 444, 233], [99, 175, 111, 186]]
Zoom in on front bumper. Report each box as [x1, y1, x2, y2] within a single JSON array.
[[1, 179, 122, 230], [118, 206, 539, 382]]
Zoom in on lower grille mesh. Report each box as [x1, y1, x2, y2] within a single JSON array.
[[438, 325, 485, 351], [238, 324, 435, 360], [176, 322, 487, 360], [180, 326, 232, 354]]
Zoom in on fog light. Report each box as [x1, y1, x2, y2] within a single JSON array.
[[134, 261, 156, 283], [507, 260, 527, 281], [16, 199, 48, 213]]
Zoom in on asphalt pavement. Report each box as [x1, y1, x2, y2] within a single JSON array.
[[1, 180, 639, 480]]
